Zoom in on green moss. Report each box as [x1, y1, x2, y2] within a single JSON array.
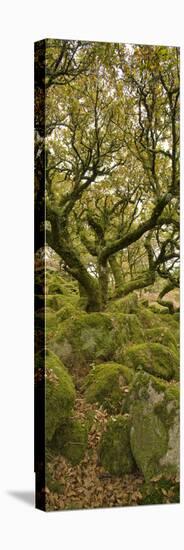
[[130, 402, 168, 481], [154, 383, 179, 428], [36, 350, 76, 442], [84, 362, 134, 413], [149, 304, 168, 314], [46, 271, 78, 296], [45, 308, 59, 341], [129, 373, 180, 481], [46, 294, 67, 311], [159, 313, 179, 331], [145, 326, 178, 352], [56, 303, 78, 322], [51, 312, 115, 368], [107, 293, 138, 314], [173, 312, 180, 322], [98, 416, 136, 475], [113, 313, 144, 350], [137, 306, 162, 328], [128, 370, 167, 405], [140, 478, 180, 505], [51, 419, 88, 465], [125, 343, 177, 380]]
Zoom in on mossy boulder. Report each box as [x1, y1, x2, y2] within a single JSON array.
[[46, 272, 78, 296], [51, 419, 88, 465], [45, 308, 59, 341], [129, 372, 180, 481], [145, 326, 178, 353], [154, 384, 180, 478], [107, 292, 138, 314], [159, 313, 179, 331], [35, 350, 76, 442], [128, 370, 167, 405], [124, 342, 177, 380], [46, 294, 67, 311], [98, 416, 136, 475], [56, 303, 78, 322], [137, 306, 161, 328], [130, 402, 168, 481], [51, 312, 116, 368], [84, 362, 134, 413], [113, 313, 144, 350]]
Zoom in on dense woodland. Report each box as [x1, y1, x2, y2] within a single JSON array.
[[35, 40, 180, 510]]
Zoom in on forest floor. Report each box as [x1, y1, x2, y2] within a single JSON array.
[[46, 392, 145, 511], [43, 273, 180, 511]]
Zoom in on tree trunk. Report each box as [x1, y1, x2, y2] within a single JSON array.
[[109, 256, 124, 290], [98, 260, 109, 310], [46, 208, 102, 312]]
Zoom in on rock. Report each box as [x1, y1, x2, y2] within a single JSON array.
[[130, 402, 168, 481], [107, 292, 138, 314], [124, 342, 177, 380], [154, 384, 180, 479], [98, 416, 136, 475], [51, 419, 88, 465], [84, 362, 134, 413], [129, 372, 180, 481], [145, 326, 178, 353], [113, 314, 144, 356], [35, 349, 76, 442], [137, 306, 162, 328], [51, 312, 116, 369]]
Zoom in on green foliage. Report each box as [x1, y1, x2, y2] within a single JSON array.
[[51, 419, 88, 465], [84, 362, 134, 413], [98, 416, 136, 475], [44, 39, 179, 311]]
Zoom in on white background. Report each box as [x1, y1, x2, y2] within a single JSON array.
[[0, 1, 183, 548]]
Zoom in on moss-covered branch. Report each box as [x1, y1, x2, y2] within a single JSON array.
[[157, 281, 179, 314], [100, 193, 172, 263]]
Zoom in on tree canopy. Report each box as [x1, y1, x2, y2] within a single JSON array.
[[35, 40, 179, 312]]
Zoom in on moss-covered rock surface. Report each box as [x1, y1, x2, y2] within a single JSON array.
[[129, 372, 180, 481], [36, 349, 76, 442], [124, 342, 178, 380], [50, 419, 88, 465], [84, 362, 133, 413], [98, 416, 136, 475], [42, 271, 180, 509], [51, 312, 116, 368]]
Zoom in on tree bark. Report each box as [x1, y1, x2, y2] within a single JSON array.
[[157, 281, 178, 314], [109, 256, 124, 289], [46, 207, 102, 311]]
